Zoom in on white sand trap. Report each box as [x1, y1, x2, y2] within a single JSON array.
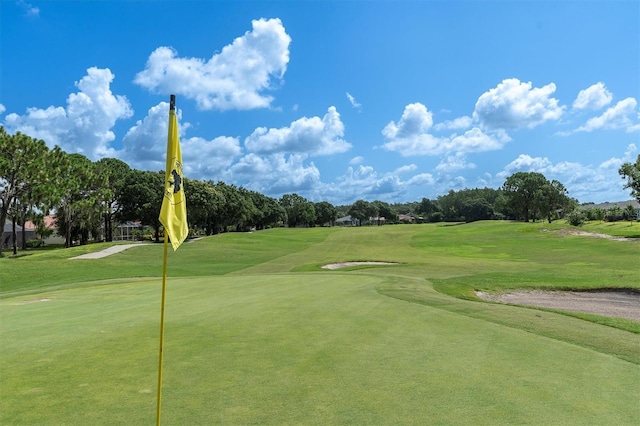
[[476, 290, 640, 322], [322, 261, 399, 270]]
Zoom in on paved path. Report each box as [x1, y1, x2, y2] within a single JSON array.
[[69, 243, 147, 260]]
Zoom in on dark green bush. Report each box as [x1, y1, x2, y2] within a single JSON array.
[[26, 239, 44, 248], [429, 212, 444, 223], [567, 210, 585, 227]]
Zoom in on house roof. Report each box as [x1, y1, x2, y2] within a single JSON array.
[[23, 221, 37, 230], [335, 215, 353, 222], [44, 215, 57, 228], [3, 221, 23, 232], [12, 215, 58, 231], [581, 200, 639, 210]]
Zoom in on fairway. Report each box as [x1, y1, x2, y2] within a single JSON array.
[[1, 222, 639, 424]]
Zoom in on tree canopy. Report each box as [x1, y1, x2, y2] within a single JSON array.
[[0, 129, 65, 255], [619, 155, 640, 203], [501, 172, 572, 223]]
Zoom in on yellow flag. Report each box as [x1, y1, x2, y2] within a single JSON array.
[[159, 97, 188, 251]]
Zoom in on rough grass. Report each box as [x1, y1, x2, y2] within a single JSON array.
[[1, 221, 640, 424]]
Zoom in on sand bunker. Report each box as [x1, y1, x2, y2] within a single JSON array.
[[322, 261, 399, 270], [476, 290, 640, 322], [547, 228, 640, 241]]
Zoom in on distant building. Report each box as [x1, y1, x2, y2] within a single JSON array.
[[21, 216, 65, 245], [369, 216, 386, 226], [398, 214, 416, 223], [114, 221, 144, 241], [2, 221, 36, 248], [335, 215, 357, 226]]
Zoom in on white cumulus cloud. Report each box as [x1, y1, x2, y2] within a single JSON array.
[[183, 136, 242, 179], [382, 102, 433, 139], [406, 173, 435, 186], [572, 82, 613, 110], [499, 154, 553, 177], [3, 67, 133, 158], [394, 164, 418, 174], [473, 78, 564, 130], [309, 165, 422, 204], [244, 106, 351, 156], [497, 144, 639, 202], [382, 103, 510, 157], [119, 102, 169, 169], [120, 101, 241, 179], [0, 104, 5, 115], [134, 18, 291, 111], [449, 127, 509, 153], [435, 153, 476, 173], [575, 98, 638, 132], [306, 164, 436, 204], [433, 116, 472, 131], [381, 131, 443, 156], [228, 153, 320, 194], [627, 112, 640, 133], [598, 144, 637, 170], [333, 165, 404, 198], [349, 156, 364, 166]]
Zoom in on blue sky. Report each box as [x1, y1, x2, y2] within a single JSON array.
[[2, 0, 639, 205]]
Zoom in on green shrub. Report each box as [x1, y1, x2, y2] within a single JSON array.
[[26, 239, 44, 248], [567, 210, 585, 226]]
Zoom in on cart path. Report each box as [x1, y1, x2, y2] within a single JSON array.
[[69, 243, 147, 259]]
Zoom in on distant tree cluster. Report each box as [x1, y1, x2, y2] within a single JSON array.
[[0, 128, 289, 255], [344, 200, 398, 226], [4, 126, 639, 256], [363, 173, 575, 225], [581, 204, 638, 223]]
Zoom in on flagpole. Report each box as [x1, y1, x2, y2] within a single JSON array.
[[156, 232, 169, 425], [156, 94, 176, 426]]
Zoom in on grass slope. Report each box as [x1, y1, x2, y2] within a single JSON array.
[[1, 222, 639, 424]]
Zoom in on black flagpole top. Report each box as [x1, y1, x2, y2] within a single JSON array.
[[170, 94, 176, 111]]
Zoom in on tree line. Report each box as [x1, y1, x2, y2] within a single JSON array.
[[0, 128, 336, 255], [2, 127, 640, 256], [384, 173, 573, 224]]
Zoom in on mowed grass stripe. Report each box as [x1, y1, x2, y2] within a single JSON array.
[[1, 275, 639, 425]]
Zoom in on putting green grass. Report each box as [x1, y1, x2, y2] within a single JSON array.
[[2, 276, 639, 424], [1, 221, 639, 424]]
